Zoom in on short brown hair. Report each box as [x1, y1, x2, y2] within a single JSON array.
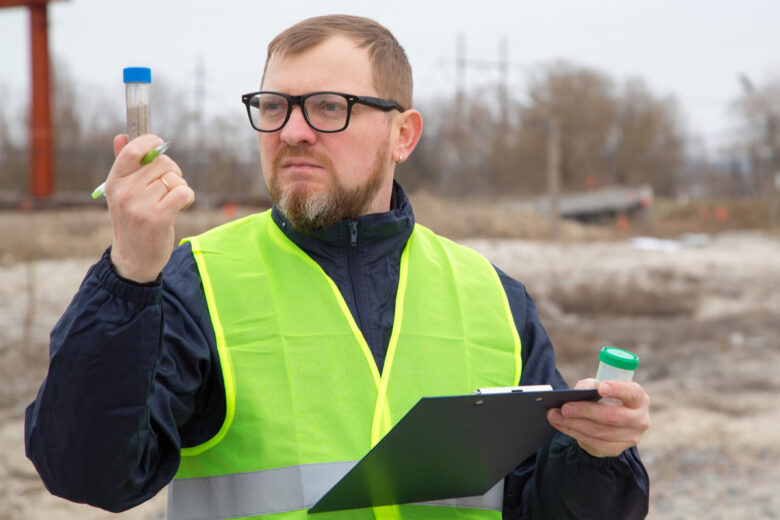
[[263, 14, 413, 110]]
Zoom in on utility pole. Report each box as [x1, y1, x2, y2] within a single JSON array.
[[449, 34, 513, 195], [455, 33, 466, 132], [739, 73, 778, 232], [452, 35, 512, 187], [546, 119, 561, 240], [453, 34, 511, 116], [194, 55, 206, 159], [498, 37, 509, 128]]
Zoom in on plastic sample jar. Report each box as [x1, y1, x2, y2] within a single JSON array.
[[596, 346, 639, 382], [123, 67, 151, 140]]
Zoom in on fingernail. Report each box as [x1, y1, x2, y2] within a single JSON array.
[[600, 383, 612, 395]]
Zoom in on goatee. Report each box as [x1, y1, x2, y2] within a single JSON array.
[[270, 146, 389, 233]]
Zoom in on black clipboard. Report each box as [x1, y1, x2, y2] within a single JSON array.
[[308, 388, 599, 513]]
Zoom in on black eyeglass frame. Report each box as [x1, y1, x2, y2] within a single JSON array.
[[241, 91, 404, 133]]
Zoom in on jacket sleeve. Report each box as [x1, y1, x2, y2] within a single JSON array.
[[495, 267, 649, 520], [24, 244, 224, 513]]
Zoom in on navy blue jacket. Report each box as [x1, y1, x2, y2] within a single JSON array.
[[25, 183, 649, 518]]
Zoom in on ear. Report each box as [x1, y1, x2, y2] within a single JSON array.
[[391, 109, 423, 164]]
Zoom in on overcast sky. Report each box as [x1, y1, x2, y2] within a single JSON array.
[[1, 0, 779, 153]]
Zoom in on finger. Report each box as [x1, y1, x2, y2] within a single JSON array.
[[148, 170, 193, 206], [554, 401, 650, 450], [108, 156, 182, 206], [111, 135, 165, 179], [150, 171, 185, 197], [161, 184, 196, 214], [153, 174, 172, 196], [113, 134, 129, 157], [123, 156, 183, 195], [550, 407, 637, 439], [548, 408, 643, 450], [561, 397, 650, 431], [141, 157, 183, 187], [598, 381, 649, 409]]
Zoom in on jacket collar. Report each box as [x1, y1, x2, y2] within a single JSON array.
[[270, 181, 416, 251]]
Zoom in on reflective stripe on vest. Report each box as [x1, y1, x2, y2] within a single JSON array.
[[168, 462, 504, 520]]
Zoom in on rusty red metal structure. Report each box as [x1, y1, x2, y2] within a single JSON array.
[[1, 0, 65, 198]]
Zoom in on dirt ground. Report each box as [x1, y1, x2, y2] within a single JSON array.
[[1, 204, 778, 519]]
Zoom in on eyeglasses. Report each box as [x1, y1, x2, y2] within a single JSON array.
[[241, 91, 404, 133]]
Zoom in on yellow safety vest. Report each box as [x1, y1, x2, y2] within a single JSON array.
[[170, 210, 522, 519]]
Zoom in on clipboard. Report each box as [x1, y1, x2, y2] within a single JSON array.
[[308, 387, 599, 513]]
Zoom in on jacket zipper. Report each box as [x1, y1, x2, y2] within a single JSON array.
[[347, 220, 368, 337]]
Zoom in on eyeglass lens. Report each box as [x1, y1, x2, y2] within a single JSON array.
[[249, 93, 350, 132]]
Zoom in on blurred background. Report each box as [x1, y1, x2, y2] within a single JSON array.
[[1, 1, 779, 518]]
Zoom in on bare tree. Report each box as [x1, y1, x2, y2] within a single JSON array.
[[0, 84, 30, 192], [733, 74, 780, 228], [521, 63, 685, 196], [52, 57, 122, 192], [733, 75, 780, 196], [611, 79, 685, 196], [524, 63, 616, 192], [405, 61, 686, 199]]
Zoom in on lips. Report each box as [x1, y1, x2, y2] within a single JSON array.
[[273, 145, 334, 181], [278, 157, 324, 170], [277, 159, 326, 184]]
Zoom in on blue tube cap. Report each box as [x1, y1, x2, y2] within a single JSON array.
[[123, 67, 151, 83]]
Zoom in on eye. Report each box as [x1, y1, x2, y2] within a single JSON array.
[[253, 94, 288, 117], [260, 101, 285, 114], [308, 95, 348, 119]]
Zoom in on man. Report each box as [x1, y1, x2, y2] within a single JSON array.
[[25, 14, 650, 519]]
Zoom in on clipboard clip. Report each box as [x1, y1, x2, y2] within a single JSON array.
[[472, 384, 553, 395]]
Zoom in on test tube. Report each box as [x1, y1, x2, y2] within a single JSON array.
[[123, 67, 151, 140]]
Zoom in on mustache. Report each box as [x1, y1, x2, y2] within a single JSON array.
[[273, 145, 334, 171]]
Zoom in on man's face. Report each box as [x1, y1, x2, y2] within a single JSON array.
[[259, 36, 397, 231]]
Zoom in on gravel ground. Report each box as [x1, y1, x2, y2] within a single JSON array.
[[1, 229, 778, 519], [466, 231, 780, 519]]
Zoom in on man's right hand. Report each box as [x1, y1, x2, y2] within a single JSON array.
[[106, 134, 195, 283]]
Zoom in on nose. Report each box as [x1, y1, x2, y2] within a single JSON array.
[[279, 105, 317, 146]]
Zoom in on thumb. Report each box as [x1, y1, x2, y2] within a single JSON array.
[[113, 134, 129, 157]]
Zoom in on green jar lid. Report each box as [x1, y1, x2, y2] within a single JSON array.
[[599, 346, 639, 370]]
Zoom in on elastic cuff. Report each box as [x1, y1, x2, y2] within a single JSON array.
[[572, 440, 624, 469], [94, 248, 162, 306]]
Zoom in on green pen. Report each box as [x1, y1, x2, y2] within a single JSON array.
[[91, 141, 172, 199]]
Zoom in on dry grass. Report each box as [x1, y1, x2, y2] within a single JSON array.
[[409, 190, 613, 241], [1, 194, 773, 263], [639, 197, 776, 236], [0, 194, 606, 263], [0, 205, 263, 263]]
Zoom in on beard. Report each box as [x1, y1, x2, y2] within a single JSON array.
[[269, 145, 390, 233]]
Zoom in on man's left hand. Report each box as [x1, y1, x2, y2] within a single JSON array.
[[546, 378, 650, 458]]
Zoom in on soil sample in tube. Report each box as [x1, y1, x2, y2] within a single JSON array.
[[123, 67, 152, 140]]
